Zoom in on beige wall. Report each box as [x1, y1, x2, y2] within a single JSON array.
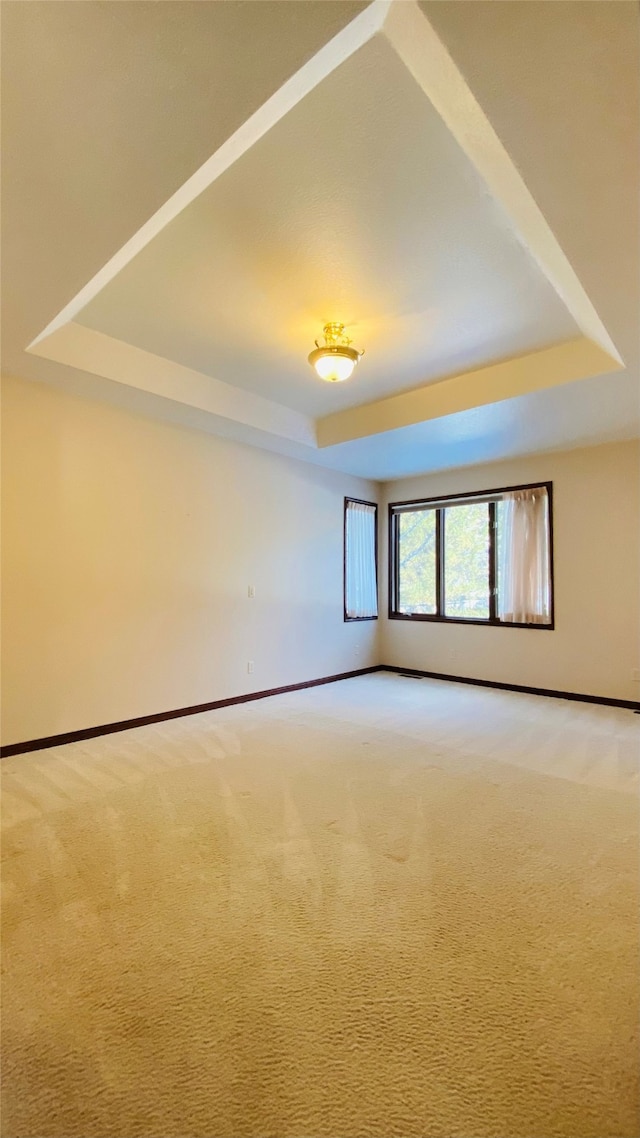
[[2, 376, 638, 747], [379, 440, 640, 702], [1, 376, 379, 746]]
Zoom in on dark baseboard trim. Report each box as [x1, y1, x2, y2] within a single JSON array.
[[3, 662, 637, 757], [381, 665, 640, 711], [0, 666, 384, 758]]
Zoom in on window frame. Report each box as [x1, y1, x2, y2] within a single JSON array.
[[344, 497, 379, 623], [388, 481, 554, 630]]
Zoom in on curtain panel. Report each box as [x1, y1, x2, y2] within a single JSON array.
[[345, 501, 378, 619], [497, 487, 551, 624]]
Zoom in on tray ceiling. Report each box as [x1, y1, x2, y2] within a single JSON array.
[[75, 35, 579, 418], [4, 0, 636, 479]]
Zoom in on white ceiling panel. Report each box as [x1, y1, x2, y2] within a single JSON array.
[[75, 35, 579, 417]]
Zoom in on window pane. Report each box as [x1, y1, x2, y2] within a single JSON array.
[[398, 509, 436, 614], [444, 503, 489, 619]]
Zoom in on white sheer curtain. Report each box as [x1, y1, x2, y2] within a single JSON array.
[[345, 501, 378, 619], [497, 487, 551, 624]]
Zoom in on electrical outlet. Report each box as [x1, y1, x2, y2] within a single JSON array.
[[632, 668, 640, 684], [247, 661, 254, 674], [248, 585, 255, 598]]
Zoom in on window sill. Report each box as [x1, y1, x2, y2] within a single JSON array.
[[388, 612, 554, 630], [344, 615, 378, 623]]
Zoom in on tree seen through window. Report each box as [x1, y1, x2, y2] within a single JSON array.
[[397, 502, 489, 618]]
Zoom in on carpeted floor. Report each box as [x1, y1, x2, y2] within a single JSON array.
[[1, 673, 639, 1138]]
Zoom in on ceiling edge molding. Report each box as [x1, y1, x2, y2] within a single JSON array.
[[316, 337, 621, 447], [28, 322, 318, 449], [381, 0, 624, 367]]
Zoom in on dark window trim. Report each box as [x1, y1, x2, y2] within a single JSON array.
[[388, 480, 554, 630], [488, 500, 497, 623], [344, 496, 379, 623]]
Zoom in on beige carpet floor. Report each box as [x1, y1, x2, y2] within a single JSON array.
[[1, 673, 639, 1138]]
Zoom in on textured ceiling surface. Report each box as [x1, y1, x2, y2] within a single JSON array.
[[76, 36, 578, 417], [1, 0, 638, 479], [0, 0, 366, 358], [421, 0, 639, 374]]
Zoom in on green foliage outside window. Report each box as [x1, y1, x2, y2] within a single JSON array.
[[398, 510, 436, 613], [397, 502, 489, 618], [443, 504, 489, 619]]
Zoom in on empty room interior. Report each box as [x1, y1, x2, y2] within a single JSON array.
[[1, 2, 639, 1136]]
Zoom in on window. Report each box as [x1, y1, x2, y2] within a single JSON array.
[[389, 482, 553, 628], [344, 498, 378, 621]]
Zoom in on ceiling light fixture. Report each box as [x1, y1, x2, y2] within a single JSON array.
[[308, 322, 364, 382]]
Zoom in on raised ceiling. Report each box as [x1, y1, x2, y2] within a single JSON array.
[[2, 0, 638, 479], [75, 35, 579, 418]]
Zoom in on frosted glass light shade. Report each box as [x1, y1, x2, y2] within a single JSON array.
[[313, 352, 357, 382]]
